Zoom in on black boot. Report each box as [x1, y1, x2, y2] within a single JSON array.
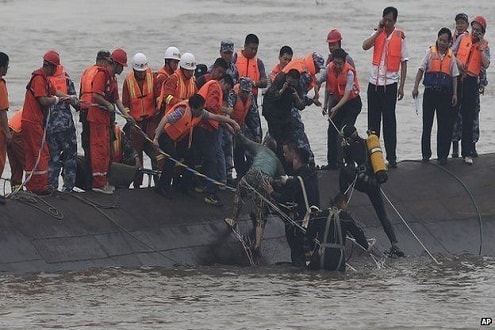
[[472, 143, 478, 157], [452, 141, 459, 158]]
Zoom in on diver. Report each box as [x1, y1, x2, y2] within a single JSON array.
[[306, 192, 369, 271], [339, 125, 405, 257]]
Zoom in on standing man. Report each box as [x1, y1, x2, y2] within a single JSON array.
[[156, 46, 181, 89], [0, 52, 12, 183], [320, 48, 362, 170], [412, 28, 458, 165], [22, 50, 70, 195], [196, 57, 227, 89], [79, 50, 112, 160], [233, 33, 268, 104], [88, 48, 133, 194], [362, 6, 408, 168], [452, 16, 490, 165], [219, 40, 239, 84], [122, 52, 159, 188], [46, 65, 79, 192]]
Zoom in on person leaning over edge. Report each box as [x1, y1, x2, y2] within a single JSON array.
[[412, 27, 459, 165], [153, 94, 240, 199], [362, 6, 408, 169]]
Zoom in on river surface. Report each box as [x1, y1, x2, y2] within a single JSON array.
[[1, 0, 495, 328]]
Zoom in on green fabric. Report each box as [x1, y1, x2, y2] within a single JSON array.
[[237, 133, 285, 178]]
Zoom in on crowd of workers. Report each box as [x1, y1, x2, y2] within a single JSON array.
[[0, 6, 490, 268]]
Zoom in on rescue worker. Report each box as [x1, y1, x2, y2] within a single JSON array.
[[46, 65, 79, 192], [152, 94, 240, 199], [320, 48, 362, 170], [233, 33, 268, 104], [319, 29, 356, 170], [218, 40, 239, 84], [282, 52, 325, 106], [78, 50, 112, 190], [306, 193, 369, 271], [122, 53, 160, 188], [0, 52, 11, 181], [196, 57, 227, 89], [22, 50, 70, 195], [195, 75, 235, 205], [228, 77, 262, 179], [111, 124, 141, 168], [159, 52, 198, 114], [262, 69, 306, 172], [0, 52, 10, 203], [362, 6, 408, 168], [7, 109, 24, 191], [155, 46, 181, 91], [88, 48, 134, 194], [225, 132, 286, 256], [451, 13, 487, 159], [339, 125, 404, 257], [269, 46, 293, 83], [262, 141, 320, 266], [79, 50, 112, 160], [412, 28, 459, 165], [452, 16, 490, 164]]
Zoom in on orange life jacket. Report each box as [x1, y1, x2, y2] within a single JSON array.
[[79, 65, 99, 108], [423, 46, 454, 89], [235, 51, 261, 95], [269, 63, 281, 83], [87, 67, 116, 124], [163, 69, 197, 114], [48, 65, 69, 94], [164, 100, 203, 144], [456, 34, 484, 77], [372, 29, 404, 72], [197, 79, 224, 130], [282, 54, 317, 90], [112, 125, 123, 163], [326, 62, 360, 101], [231, 84, 252, 126], [124, 68, 155, 120], [9, 108, 23, 133]]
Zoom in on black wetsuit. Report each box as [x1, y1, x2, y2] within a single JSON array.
[[306, 209, 368, 271], [339, 137, 399, 245], [270, 164, 320, 267]]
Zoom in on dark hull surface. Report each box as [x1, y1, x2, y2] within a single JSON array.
[[1, 154, 494, 273]]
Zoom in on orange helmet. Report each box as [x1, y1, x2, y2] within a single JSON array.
[[43, 50, 60, 66], [111, 48, 128, 67], [472, 16, 487, 33], [326, 29, 342, 43]]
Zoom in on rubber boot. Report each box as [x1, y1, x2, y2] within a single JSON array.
[[452, 141, 459, 158]]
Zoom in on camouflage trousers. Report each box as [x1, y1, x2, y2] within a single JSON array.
[[47, 128, 77, 191], [232, 167, 271, 228]]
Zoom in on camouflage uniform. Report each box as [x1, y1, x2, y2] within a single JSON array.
[[46, 78, 78, 192]]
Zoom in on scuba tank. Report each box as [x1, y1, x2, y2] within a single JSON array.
[[365, 130, 388, 184]]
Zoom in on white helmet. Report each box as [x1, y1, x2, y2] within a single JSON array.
[[131, 53, 148, 71], [179, 53, 197, 70], [164, 46, 181, 61]]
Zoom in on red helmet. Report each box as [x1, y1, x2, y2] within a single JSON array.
[[111, 48, 128, 67], [326, 29, 342, 43], [472, 16, 487, 33], [43, 50, 60, 66]]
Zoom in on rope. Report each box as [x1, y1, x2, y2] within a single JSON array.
[[8, 191, 63, 221], [400, 159, 484, 256], [380, 187, 441, 265], [71, 193, 183, 266]]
